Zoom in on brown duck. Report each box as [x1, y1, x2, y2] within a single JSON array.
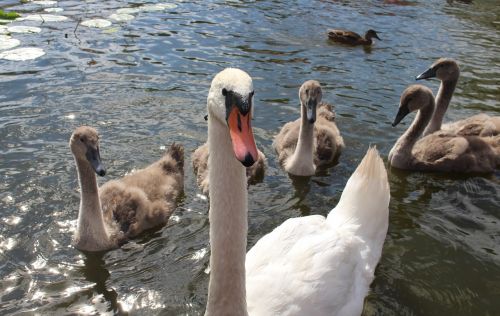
[[328, 29, 381, 45]]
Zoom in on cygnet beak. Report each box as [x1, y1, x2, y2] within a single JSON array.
[[86, 146, 106, 176]]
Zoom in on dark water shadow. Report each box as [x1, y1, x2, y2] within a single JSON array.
[[288, 174, 313, 216], [80, 251, 127, 315]]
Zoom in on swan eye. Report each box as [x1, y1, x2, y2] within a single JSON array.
[[222, 88, 228, 96], [79, 137, 84, 143]]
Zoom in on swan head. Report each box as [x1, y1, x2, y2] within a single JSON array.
[[70, 126, 106, 176], [207, 68, 258, 167], [299, 80, 323, 124], [416, 58, 459, 82], [392, 84, 434, 126], [365, 29, 381, 41]]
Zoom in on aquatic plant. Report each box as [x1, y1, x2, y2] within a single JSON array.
[[0, 10, 20, 20]]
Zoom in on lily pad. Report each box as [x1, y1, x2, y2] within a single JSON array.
[[141, 3, 178, 11], [81, 19, 112, 28], [102, 27, 119, 34], [0, 19, 14, 25], [7, 25, 42, 33], [116, 3, 177, 14], [0, 35, 21, 50], [109, 13, 134, 22], [44, 7, 63, 13], [0, 25, 8, 34], [116, 8, 140, 14], [33, 0, 58, 5], [0, 10, 20, 20], [19, 14, 68, 22], [0, 47, 45, 61]]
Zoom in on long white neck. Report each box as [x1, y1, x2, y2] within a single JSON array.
[[389, 100, 434, 169], [205, 115, 248, 316], [74, 157, 111, 251], [285, 105, 315, 175], [423, 77, 457, 135]]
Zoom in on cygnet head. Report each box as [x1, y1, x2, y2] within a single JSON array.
[[70, 126, 106, 176], [416, 58, 459, 82], [299, 80, 323, 124], [365, 29, 381, 40], [207, 68, 258, 167], [392, 84, 434, 127]]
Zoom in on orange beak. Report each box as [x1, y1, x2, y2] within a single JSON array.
[[227, 107, 258, 167]]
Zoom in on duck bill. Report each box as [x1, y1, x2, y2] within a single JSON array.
[[227, 107, 258, 167], [392, 106, 410, 127], [86, 146, 106, 176], [416, 67, 436, 80], [374, 34, 381, 40]]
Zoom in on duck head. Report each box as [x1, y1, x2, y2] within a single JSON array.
[[365, 29, 381, 41], [70, 126, 106, 176]]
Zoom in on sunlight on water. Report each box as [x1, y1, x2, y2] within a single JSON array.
[[3, 215, 21, 226], [191, 247, 208, 261]]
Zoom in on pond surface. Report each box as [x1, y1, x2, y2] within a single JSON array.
[[0, 0, 499, 315]]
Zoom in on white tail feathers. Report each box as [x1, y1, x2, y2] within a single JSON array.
[[327, 146, 390, 234], [352, 146, 388, 186]]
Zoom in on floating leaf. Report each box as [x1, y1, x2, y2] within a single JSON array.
[[19, 14, 68, 22], [81, 19, 112, 28], [7, 25, 42, 33], [141, 3, 178, 11], [44, 7, 63, 13], [0, 47, 45, 61], [33, 0, 58, 5], [0, 35, 21, 50], [116, 3, 177, 14], [0, 10, 20, 20], [0, 19, 14, 25], [116, 8, 140, 14], [102, 27, 119, 34], [109, 13, 134, 22], [0, 25, 8, 34]]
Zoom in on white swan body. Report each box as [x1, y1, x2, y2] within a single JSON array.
[[204, 68, 390, 316], [246, 147, 389, 316], [417, 58, 499, 137]]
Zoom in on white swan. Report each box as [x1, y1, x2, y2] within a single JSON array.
[[416, 58, 500, 137], [389, 85, 499, 172], [274, 80, 344, 176], [204, 68, 390, 315], [70, 126, 184, 251]]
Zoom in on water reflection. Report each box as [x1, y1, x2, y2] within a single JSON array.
[[80, 252, 123, 314]]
